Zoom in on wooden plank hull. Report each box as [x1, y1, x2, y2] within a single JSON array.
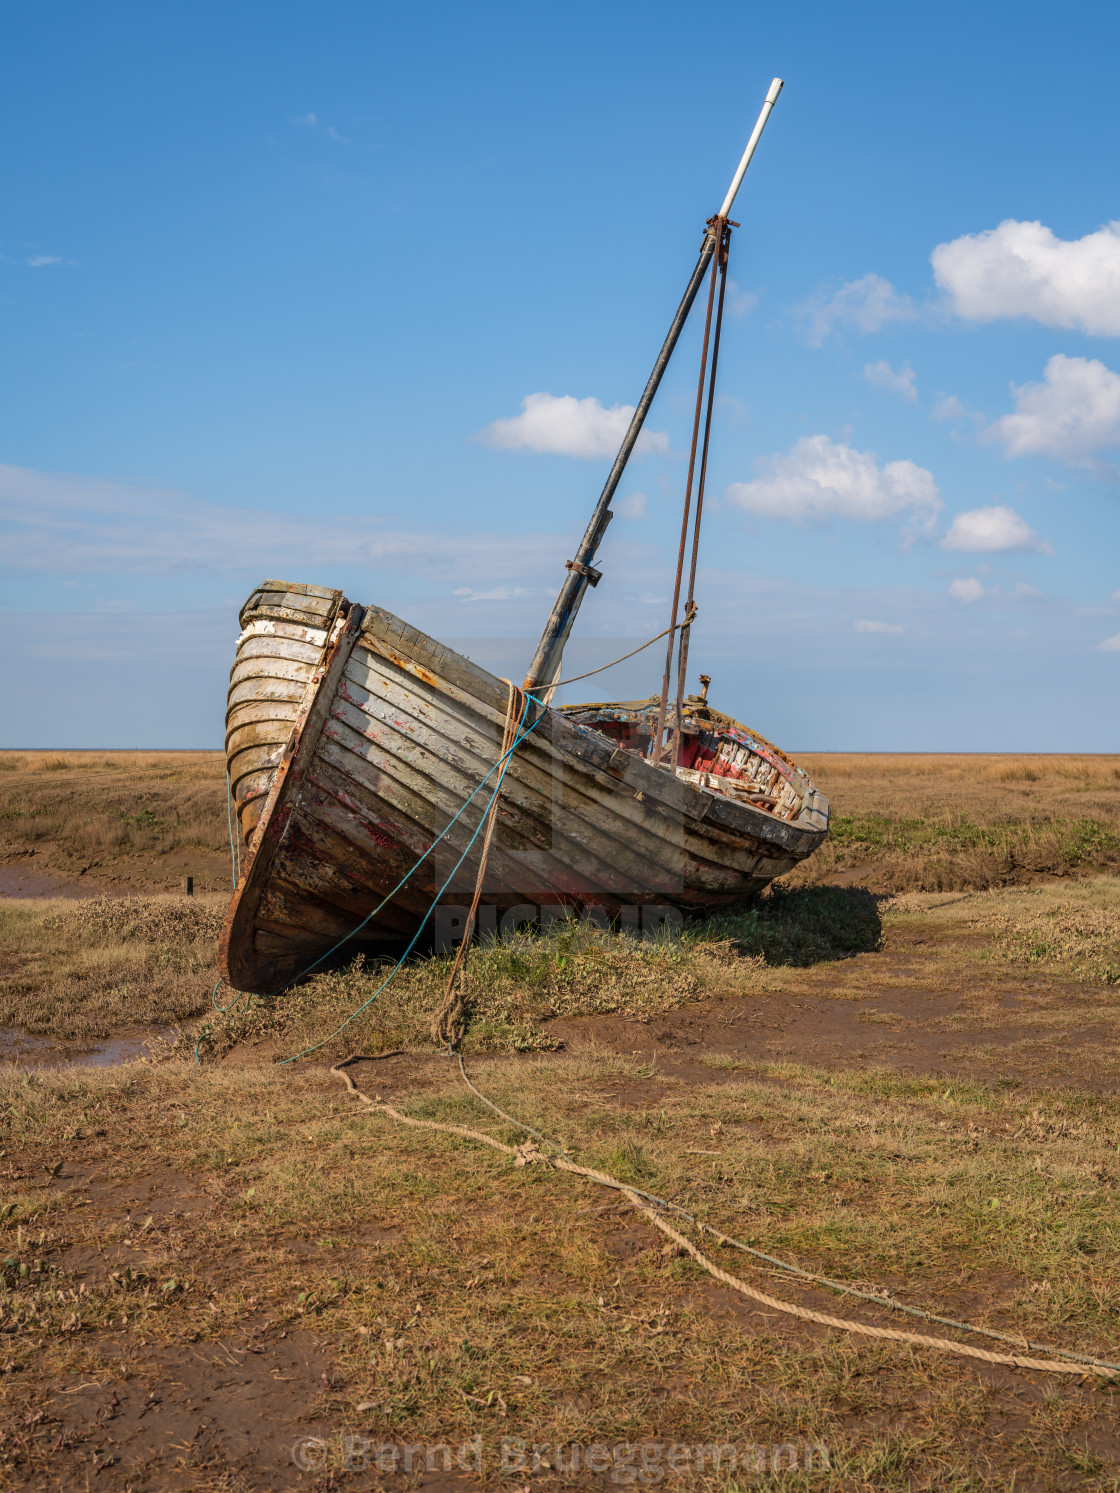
[[219, 582, 830, 993]]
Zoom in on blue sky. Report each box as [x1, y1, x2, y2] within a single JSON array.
[[2, 0, 1119, 749]]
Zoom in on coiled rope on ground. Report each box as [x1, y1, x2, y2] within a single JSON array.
[[331, 1056, 1119, 1382]]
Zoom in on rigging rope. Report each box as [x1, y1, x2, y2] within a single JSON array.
[[431, 680, 524, 1049], [449, 1054, 1120, 1375], [545, 602, 696, 692]]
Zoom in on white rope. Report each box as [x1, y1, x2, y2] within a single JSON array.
[[330, 1060, 1117, 1381]]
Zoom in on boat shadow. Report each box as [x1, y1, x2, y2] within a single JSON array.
[[289, 885, 884, 987], [692, 883, 883, 967]]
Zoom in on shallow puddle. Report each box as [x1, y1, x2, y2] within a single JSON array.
[[0, 1025, 177, 1067]]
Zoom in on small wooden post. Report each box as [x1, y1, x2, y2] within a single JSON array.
[[182, 876, 194, 897]]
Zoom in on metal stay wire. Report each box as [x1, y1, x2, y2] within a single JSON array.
[[672, 217, 732, 769], [650, 221, 723, 768], [544, 602, 696, 692]]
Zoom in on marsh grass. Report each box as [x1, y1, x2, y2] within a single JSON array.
[[886, 879, 1120, 990], [795, 753, 1120, 892], [1, 1057, 1118, 1487], [988, 889, 1120, 985], [4, 749, 1120, 903], [705, 884, 883, 965], [200, 879, 1120, 1076], [0, 881, 876, 1060], [0, 749, 231, 890], [0, 895, 225, 1040], [201, 923, 764, 1062], [3, 869, 1116, 1092], [0, 881, 879, 1059]]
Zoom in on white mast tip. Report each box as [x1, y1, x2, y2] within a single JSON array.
[[716, 79, 785, 221]]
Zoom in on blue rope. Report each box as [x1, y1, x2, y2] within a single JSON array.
[[212, 979, 247, 1014], [195, 977, 250, 1063], [197, 692, 542, 1064]]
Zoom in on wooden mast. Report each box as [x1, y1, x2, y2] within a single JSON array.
[[522, 79, 784, 700]]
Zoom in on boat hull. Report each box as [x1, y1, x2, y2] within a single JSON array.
[[219, 582, 830, 994]]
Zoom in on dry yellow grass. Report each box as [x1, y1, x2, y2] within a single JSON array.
[[794, 753, 1120, 892], [0, 894, 227, 1042], [799, 751, 1120, 814], [0, 749, 233, 893]]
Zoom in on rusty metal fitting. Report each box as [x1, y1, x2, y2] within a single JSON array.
[[565, 559, 602, 587]]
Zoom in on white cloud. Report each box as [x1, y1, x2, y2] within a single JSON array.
[[725, 434, 940, 530], [931, 219, 1120, 335], [295, 111, 350, 143], [941, 504, 1050, 554], [0, 463, 567, 582], [452, 586, 533, 602], [797, 274, 918, 345], [726, 280, 758, 318], [615, 491, 648, 520], [949, 577, 985, 603], [854, 619, 905, 634], [986, 354, 1120, 463], [1113, 589, 1120, 603], [1098, 634, 1120, 652], [478, 392, 669, 460], [26, 255, 63, 268], [931, 394, 976, 424], [864, 360, 917, 402]]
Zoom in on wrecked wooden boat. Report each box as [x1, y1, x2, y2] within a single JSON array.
[[219, 582, 828, 993], [218, 80, 830, 994]]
